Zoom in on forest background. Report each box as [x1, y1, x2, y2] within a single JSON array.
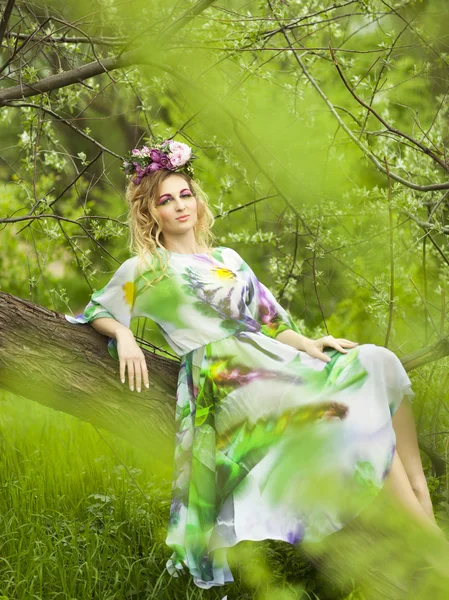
[[0, 0, 449, 598]]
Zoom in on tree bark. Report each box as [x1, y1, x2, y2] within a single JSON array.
[[0, 291, 447, 478], [0, 291, 180, 476]]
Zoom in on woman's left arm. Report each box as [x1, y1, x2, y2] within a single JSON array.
[[276, 330, 359, 363], [275, 329, 311, 351], [233, 249, 359, 362]]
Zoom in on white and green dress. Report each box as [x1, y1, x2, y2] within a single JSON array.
[[65, 246, 415, 589]]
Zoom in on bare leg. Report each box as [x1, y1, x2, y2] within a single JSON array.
[[382, 447, 442, 536], [380, 447, 449, 586], [392, 396, 436, 523]]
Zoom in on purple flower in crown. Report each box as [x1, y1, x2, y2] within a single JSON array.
[[160, 154, 173, 169], [122, 136, 196, 185], [150, 149, 163, 163], [134, 163, 155, 185]]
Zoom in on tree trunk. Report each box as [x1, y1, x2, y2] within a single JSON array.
[[0, 291, 179, 476], [0, 291, 447, 477]]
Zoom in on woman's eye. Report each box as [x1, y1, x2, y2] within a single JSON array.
[[160, 193, 192, 205]]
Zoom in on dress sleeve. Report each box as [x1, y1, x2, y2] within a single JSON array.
[[235, 250, 302, 339], [64, 257, 138, 361]]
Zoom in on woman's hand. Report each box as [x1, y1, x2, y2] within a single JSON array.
[[115, 329, 149, 392], [303, 335, 359, 363]]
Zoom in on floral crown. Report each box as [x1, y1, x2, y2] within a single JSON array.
[[122, 137, 197, 185]]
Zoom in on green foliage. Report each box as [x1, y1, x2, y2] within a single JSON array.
[[2, 0, 449, 596]]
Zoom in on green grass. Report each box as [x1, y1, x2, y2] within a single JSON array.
[[0, 391, 187, 598], [0, 392, 328, 599], [1, 391, 448, 600]]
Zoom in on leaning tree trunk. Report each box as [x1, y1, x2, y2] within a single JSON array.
[[0, 291, 180, 476], [0, 291, 448, 477]]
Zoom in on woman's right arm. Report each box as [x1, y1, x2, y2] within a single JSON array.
[[65, 257, 149, 393], [90, 317, 149, 393]]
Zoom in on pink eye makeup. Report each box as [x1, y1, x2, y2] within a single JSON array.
[[158, 189, 193, 205]]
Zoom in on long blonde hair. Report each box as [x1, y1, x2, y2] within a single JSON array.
[[125, 169, 216, 286]]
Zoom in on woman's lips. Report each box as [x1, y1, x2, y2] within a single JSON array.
[[176, 215, 190, 221]]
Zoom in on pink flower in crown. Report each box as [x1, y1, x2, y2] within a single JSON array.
[[168, 141, 192, 167], [123, 138, 195, 184]]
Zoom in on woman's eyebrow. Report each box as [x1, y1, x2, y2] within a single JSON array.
[[159, 188, 191, 200]]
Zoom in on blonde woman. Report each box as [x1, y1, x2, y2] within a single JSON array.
[[66, 139, 442, 590]]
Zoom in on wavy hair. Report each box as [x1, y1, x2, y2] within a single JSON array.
[[125, 169, 216, 286]]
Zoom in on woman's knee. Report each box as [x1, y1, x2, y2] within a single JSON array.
[[358, 343, 396, 362], [358, 343, 401, 384]]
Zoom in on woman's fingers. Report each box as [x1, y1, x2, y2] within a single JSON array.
[[323, 340, 348, 354], [330, 339, 359, 353], [120, 359, 126, 384], [336, 343, 348, 353], [134, 356, 150, 392], [127, 359, 135, 391], [116, 334, 150, 391], [119, 353, 150, 392], [306, 344, 331, 363], [134, 358, 142, 393], [141, 357, 150, 389], [311, 350, 331, 363], [308, 338, 359, 364]]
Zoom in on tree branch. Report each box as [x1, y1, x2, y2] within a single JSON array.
[[264, 6, 449, 192], [3, 31, 126, 46], [0, 51, 140, 105], [3, 101, 123, 158], [0, 0, 219, 105], [0, 0, 15, 47], [327, 43, 448, 172]]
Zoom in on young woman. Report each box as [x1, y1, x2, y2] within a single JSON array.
[[65, 139, 442, 589]]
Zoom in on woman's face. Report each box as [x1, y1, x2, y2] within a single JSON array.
[[155, 174, 198, 235]]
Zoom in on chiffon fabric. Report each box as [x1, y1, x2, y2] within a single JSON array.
[[65, 246, 415, 589]]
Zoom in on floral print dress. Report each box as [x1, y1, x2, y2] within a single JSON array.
[[65, 246, 415, 589]]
